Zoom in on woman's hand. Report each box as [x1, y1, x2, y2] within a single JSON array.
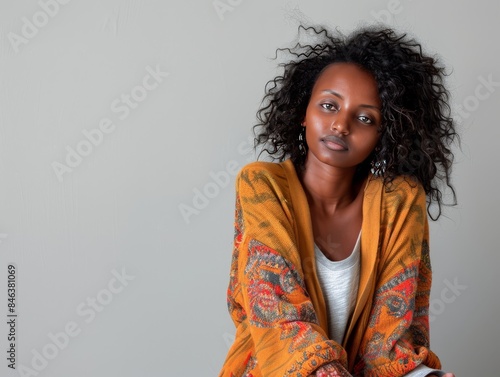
[[309, 368, 455, 377]]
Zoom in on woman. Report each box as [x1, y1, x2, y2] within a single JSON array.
[[219, 25, 457, 377]]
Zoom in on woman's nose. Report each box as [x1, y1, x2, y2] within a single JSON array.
[[330, 113, 350, 135]]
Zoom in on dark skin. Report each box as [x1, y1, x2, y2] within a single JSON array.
[[300, 63, 381, 262], [300, 63, 455, 377]]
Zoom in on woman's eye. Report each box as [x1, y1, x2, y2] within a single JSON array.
[[321, 103, 338, 111], [358, 115, 373, 124]]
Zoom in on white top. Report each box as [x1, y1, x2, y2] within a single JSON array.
[[314, 232, 443, 377], [314, 232, 361, 345]]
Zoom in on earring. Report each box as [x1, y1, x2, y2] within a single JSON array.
[[370, 146, 386, 176], [370, 158, 387, 176], [298, 127, 306, 155]]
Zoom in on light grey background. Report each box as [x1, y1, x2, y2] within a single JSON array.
[[0, 0, 498, 376]]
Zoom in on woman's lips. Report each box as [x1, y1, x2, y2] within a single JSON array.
[[322, 135, 348, 151]]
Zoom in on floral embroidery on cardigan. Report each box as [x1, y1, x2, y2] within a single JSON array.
[[358, 262, 420, 375], [245, 239, 321, 351], [220, 161, 442, 377]]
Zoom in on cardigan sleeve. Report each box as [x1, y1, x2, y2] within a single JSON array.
[[353, 178, 442, 377], [221, 163, 350, 377]]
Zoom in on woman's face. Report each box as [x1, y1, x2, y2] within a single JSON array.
[[302, 62, 382, 171]]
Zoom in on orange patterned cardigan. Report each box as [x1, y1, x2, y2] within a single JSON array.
[[219, 159, 441, 377]]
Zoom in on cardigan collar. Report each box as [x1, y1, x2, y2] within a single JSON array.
[[280, 159, 382, 347]]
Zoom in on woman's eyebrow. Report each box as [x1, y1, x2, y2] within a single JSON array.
[[321, 89, 381, 110], [322, 89, 343, 99]]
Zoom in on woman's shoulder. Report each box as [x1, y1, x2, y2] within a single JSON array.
[[236, 160, 296, 195], [238, 160, 288, 175], [369, 174, 427, 205], [237, 160, 294, 183]]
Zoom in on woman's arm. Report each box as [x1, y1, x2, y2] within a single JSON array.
[[222, 162, 349, 377], [353, 178, 443, 377]]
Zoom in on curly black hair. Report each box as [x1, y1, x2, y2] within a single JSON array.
[[253, 25, 458, 220]]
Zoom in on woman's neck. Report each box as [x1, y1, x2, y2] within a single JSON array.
[[299, 157, 363, 215]]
